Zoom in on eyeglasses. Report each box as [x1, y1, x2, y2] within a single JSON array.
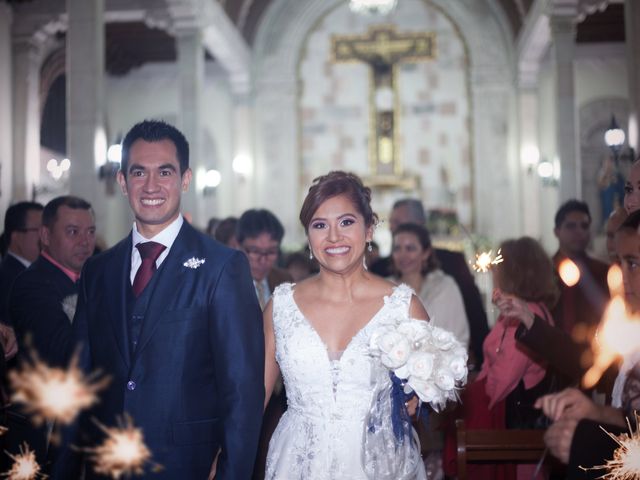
[[16, 227, 40, 233], [243, 247, 279, 260]]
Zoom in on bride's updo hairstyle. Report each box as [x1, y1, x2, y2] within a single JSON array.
[[299, 171, 378, 233]]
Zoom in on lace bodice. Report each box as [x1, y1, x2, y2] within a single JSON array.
[[266, 282, 423, 479]]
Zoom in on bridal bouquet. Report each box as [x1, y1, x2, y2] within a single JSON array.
[[369, 317, 468, 411], [363, 318, 467, 479]]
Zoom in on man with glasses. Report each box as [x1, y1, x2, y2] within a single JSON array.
[[236, 208, 291, 480], [237, 209, 292, 310]]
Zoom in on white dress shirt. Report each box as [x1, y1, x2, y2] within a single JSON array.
[[7, 251, 31, 268], [129, 215, 183, 284]]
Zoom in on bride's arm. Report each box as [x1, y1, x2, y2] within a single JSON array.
[[263, 299, 281, 410], [409, 294, 429, 322]]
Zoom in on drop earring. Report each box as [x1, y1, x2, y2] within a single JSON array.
[[309, 247, 313, 260], [367, 241, 373, 253]]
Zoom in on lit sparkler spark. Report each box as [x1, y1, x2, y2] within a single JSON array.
[[558, 258, 581, 287], [1, 443, 45, 479], [472, 249, 503, 273], [583, 413, 640, 479], [583, 264, 640, 388], [9, 352, 109, 427], [87, 415, 160, 479]]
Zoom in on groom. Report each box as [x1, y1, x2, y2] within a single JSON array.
[[53, 120, 264, 479]]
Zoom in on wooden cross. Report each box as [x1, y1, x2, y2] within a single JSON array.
[[332, 25, 436, 179]]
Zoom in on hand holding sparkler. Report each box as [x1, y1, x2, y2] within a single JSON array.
[[534, 387, 602, 423], [542, 417, 579, 464], [492, 289, 535, 329]]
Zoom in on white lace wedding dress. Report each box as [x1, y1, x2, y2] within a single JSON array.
[[265, 283, 427, 480]]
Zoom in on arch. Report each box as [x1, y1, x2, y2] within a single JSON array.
[[252, 0, 518, 242]]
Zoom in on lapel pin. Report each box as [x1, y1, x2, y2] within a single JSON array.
[[183, 257, 206, 269]]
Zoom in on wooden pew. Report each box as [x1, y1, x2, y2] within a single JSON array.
[[456, 419, 547, 480]]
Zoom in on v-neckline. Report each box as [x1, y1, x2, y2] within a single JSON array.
[[290, 286, 395, 363]]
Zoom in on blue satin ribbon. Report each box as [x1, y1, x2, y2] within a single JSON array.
[[390, 372, 414, 443]]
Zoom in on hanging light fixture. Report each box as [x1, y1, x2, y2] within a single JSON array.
[[349, 0, 397, 16]]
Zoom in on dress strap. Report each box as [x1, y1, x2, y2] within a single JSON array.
[[383, 283, 415, 316]]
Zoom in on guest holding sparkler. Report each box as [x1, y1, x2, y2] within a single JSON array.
[[536, 210, 640, 479], [444, 237, 559, 480]]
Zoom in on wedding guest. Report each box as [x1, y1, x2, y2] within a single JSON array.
[[214, 216, 239, 249], [623, 158, 640, 214], [283, 251, 317, 282], [535, 209, 640, 478], [5, 196, 95, 471], [604, 206, 627, 263], [445, 236, 558, 480], [237, 209, 292, 310], [390, 223, 469, 346], [371, 198, 489, 368], [264, 171, 430, 478]]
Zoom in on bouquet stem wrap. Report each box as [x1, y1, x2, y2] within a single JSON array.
[[363, 375, 422, 480]]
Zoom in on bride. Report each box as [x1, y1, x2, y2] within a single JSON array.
[[263, 171, 429, 479]]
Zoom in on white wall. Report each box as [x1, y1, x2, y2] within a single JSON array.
[[101, 61, 235, 247], [0, 5, 13, 221]]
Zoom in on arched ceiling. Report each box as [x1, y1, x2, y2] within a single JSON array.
[[218, 0, 624, 44]]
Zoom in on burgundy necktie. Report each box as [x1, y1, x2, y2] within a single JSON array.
[[133, 241, 166, 297]]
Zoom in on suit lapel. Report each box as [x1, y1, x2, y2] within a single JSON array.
[[132, 222, 197, 362], [105, 236, 133, 368]]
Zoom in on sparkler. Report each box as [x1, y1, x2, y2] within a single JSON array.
[[558, 258, 581, 287], [583, 264, 640, 388], [1, 443, 45, 480], [87, 415, 160, 479], [583, 413, 640, 479], [9, 352, 109, 427], [471, 249, 503, 273]]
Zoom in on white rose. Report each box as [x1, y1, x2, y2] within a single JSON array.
[[408, 377, 440, 404], [435, 369, 455, 391], [406, 351, 434, 381], [379, 335, 411, 369], [369, 326, 394, 353], [431, 327, 456, 350], [449, 356, 468, 382], [397, 319, 430, 343]]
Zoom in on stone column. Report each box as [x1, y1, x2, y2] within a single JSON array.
[[518, 88, 541, 236], [0, 4, 13, 211], [12, 34, 42, 201], [176, 26, 205, 228], [229, 92, 255, 216], [66, 0, 105, 221], [626, 0, 640, 154], [550, 15, 579, 201]]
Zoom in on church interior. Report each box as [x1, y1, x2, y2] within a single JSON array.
[[0, 0, 636, 259]]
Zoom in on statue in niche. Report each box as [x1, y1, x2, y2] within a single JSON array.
[[597, 154, 625, 226]]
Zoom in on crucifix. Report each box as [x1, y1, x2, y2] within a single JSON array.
[[331, 26, 436, 182]]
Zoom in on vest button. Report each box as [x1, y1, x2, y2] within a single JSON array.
[[126, 380, 136, 391]]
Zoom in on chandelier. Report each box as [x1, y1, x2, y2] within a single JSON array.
[[349, 0, 398, 15]]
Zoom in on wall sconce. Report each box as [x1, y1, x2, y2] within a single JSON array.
[[521, 145, 540, 174], [202, 169, 221, 196], [232, 154, 252, 177], [536, 158, 559, 187], [98, 143, 122, 194]]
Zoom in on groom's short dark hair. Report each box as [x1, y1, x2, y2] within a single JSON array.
[[120, 120, 190, 177]]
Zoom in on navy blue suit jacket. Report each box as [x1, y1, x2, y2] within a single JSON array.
[[55, 221, 264, 479]]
